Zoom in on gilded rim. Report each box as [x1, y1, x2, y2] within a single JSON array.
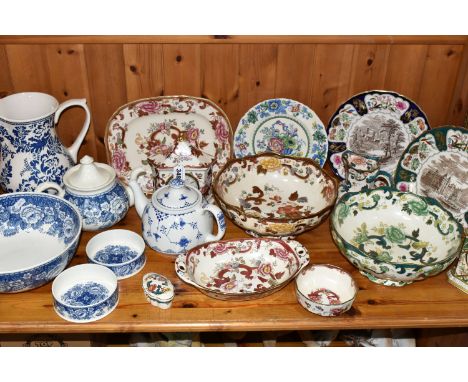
[[212, 152, 338, 223]]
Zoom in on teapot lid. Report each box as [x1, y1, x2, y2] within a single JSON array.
[[64, 155, 115, 192], [153, 166, 201, 211]]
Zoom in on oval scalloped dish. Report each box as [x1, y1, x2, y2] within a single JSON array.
[[176, 238, 309, 300]]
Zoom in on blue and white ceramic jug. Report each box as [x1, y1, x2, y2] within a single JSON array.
[[0, 92, 90, 192], [129, 165, 226, 255]]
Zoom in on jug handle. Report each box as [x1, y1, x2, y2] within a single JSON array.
[[201, 204, 226, 243], [35, 182, 66, 198], [54, 99, 91, 163]]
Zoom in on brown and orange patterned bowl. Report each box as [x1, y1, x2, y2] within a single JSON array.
[[213, 153, 338, 237]]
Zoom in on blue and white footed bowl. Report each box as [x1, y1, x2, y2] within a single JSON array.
[[52, 263, 119, 323], [86, 229, 146, 280], [0, 193, 82, 293]]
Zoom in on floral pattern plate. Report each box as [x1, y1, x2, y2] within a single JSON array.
[[394, 126, 467, 228], [327, 90, 430, 179], [105, 96, 233, 195], [234, 98, 328, 167]]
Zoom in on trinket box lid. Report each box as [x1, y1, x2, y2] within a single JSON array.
[[142, 272, 174, 302], [64, 155, 115, 192], [153, 165, 201, 211]]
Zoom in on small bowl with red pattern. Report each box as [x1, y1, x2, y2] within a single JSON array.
[[295, 264, 357, 317]]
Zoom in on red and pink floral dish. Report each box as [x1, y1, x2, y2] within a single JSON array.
[[295, 264, 357, 317], [175, 238, 309, 300], [105, 96, 233, 198], [213, 153, 337, 237]]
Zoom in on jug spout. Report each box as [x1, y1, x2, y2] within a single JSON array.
[[129, 168, 151, 218]]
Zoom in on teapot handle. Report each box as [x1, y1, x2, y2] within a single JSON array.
[[201, 204, 226, 243], [55, 98, 91, 163], [35, 182, 66, 198]]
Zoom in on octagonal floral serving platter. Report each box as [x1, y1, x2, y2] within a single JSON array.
[[234, 98, 328, 167], [105, 96, 233, 195], [394, 126, 467, 229], [327, 90, 430, 179]]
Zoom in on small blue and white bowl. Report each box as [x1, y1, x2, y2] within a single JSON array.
[[0, 192, 82, 293], [86, 229, 146, 280], [52, 263, 119, 323]]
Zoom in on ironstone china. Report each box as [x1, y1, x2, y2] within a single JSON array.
[[105, 95, 233, 201], [295, 264, 358, 317], [330, 188, 464, 286], [0, 92, 91, 192], [175, 238, 309, 301], [0, 192, 82, 293], [213, 153, 337, 237], [129, 165, 226, 255], [447, 238, 468, 294], [327, 90, 430, 179], [36, 156, 134, 231], [142, 272, 175, 309], [234, 98, 328, 167], [86, 229, 146, 280], [394, 125, 467, 229], [52, 263, 119, 323]]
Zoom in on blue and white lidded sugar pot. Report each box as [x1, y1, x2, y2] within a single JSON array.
[[129, 165, 226, 255], [36, 155, 134, 231]]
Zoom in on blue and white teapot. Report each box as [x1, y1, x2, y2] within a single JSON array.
[[129, 165, 226, 255]]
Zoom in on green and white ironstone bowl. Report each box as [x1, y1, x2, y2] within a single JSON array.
[[330, 188, 464, 287]]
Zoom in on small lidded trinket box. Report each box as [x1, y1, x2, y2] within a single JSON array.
[[142, 273, 174, 309]]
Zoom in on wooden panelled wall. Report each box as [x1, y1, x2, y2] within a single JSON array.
[[0, 35, 467, 163]]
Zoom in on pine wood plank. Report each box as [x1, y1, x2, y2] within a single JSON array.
[[201, 44, 240, 127], [0, 36, 466, 45], [0, 209, 466, 334], [417, 45, 464, 127], [123, 44, 164, 100], [238, 44, 278, 119], [448, 42, 468, 127], [162, 44, 201, 96], [84, 44, 127, 163], [0, 45, 13, 98]]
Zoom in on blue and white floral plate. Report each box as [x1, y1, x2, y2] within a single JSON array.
[[327, 90, 430, 179], [234, 98, 328, 167], [86, 229, 146, 280], [0, 192, 82, 293], [52, 264, 119, 323]]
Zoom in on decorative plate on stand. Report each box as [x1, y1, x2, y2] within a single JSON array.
[[234, 98, 328, 167], [394, 125, 468, 228], [327, 90, 430, 179], [105, 96, 233, 197]]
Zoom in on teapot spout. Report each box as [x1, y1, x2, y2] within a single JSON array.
[[129, 168, 151, 218]]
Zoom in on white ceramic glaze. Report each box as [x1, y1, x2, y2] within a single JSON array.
[[0, 92, 91, 192], [36, 156, 134, 231], [129, 165, 226, 255], [52, 263, 119, 323], [213, 153, 337, 237], [142, 272, 174, 309], [0, 192, 82, 293], [86, 229, 146, 280], [331, 188, 464, 286], [105, 96, 233, 201], [295, 264, 357, 317], [175, 238, 309, 300]]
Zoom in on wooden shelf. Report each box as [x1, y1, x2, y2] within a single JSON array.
[[1, 208, 466, 334]]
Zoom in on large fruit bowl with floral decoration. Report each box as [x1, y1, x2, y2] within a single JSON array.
[[330, 188, 464, 287], [213, 153, 337, 237]]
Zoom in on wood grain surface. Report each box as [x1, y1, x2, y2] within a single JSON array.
[[0, 207, 466, 334]]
